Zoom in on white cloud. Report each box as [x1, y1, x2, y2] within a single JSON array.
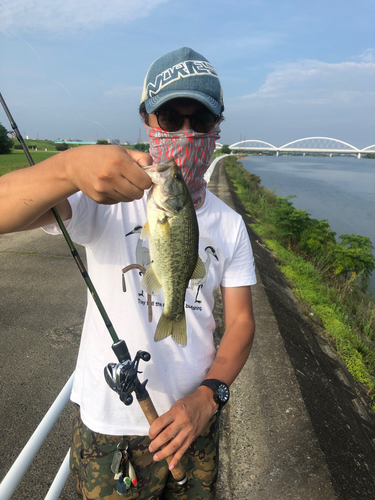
[[0, 0, 168, 34], [356, 48, 374, 63], [242, 57, 375, 106], [222, 53, 375, 147]]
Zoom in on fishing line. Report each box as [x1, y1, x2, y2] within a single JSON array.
[[0, 2, 117, 143], [51, 80, 117, 141]]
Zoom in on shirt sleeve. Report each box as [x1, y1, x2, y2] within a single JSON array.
[[42, 192, 105, 247], [220, 218, 257, 287]]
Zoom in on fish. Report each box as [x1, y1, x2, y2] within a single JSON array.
[[141, 159, 206, 347]]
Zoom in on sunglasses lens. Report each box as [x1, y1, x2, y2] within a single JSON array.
[[157, 109, 183, 132], [190, 111, 217, 133], [157, 109, 218, 133]]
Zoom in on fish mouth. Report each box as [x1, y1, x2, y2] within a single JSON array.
[[142, 159, 178, 182]]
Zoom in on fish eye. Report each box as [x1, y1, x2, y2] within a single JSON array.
[[174, 172, 183, 181]]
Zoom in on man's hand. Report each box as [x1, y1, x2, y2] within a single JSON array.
[[148, 386, 218, 470], [0, 144, 154, 233], [65, 145, 153, 204]]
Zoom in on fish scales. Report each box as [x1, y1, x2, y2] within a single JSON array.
[[150, 202, 198, 317], [141, 159, 205, 347]]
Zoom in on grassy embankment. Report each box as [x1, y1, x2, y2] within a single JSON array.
[[0, 140, 61, 176], [0, 138, 114, 176], [224, 155, 375, 409]]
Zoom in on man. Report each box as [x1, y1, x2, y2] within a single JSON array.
[[0, 47, 256, 499]]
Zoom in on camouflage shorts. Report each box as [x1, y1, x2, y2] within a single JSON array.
[[70, 404, 220, 500]]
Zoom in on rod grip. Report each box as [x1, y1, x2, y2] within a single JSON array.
[[138, 396, 187, 484]]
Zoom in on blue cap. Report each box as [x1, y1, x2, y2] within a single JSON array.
[[140, 47, 224, 115]]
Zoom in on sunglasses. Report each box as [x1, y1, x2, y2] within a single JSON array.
[[154, 108, 220, 133]]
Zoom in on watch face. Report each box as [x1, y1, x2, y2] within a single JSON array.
[[218, 383, 230, 403]]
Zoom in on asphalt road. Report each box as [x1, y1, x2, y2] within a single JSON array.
[[0, 228, 86, 499]]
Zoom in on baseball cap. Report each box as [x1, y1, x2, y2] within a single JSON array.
[[140, 47, 224, 115]]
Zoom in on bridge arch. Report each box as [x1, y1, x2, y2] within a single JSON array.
[[363, 144, 375, 152], [280, 137, 359, 151], [230, 140, 277, 150]]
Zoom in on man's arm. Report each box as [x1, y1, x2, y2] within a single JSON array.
[[0, 145, 152, 234], [148, 285, 255, 470]]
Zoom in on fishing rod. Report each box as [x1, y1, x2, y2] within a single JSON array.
[[0, 91, 187, 485]]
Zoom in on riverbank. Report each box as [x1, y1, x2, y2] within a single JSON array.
[[211, 157, 375, 499], [224, 156, 375, 409]]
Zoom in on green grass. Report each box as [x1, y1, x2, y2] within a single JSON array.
[[0, 138, 92, 176], [225, 156, 375, 403], [13, 138, 60, 150], [0, 150, 59, 176]]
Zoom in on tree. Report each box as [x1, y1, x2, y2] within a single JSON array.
[[272, 196, 312, 249], [133, 143, 150, 153], [97, 139, 110, 145], [0, 123, 13, 154], [220, 144, 231, 155], [55, 143, 69, 151], [332, 234, 375, 284]]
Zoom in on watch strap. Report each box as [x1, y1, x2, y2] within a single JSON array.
[[199, 379, 230, 409]]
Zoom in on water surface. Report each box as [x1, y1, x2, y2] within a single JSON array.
[[241, 155, 375, 291]]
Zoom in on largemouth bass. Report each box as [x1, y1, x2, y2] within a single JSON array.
[[141, 159, 205, 347]]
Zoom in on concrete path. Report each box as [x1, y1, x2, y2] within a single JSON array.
[[1, 159, 375, 499]]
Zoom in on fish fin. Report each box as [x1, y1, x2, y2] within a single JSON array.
[[157, 217, 170, 239], [191, 257, 206, 280], [154, 312, 187, 347], [141, 266, 162, 295], [140, 221, 149, 241]]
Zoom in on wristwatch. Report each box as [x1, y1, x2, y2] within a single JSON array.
[[199, 379, 230, 410]]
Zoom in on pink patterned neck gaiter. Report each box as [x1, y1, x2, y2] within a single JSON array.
[[145, 122, 222, 208]]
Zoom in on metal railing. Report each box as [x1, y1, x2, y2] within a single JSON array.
[[0, 373, 74, 500], [204, 154, 230, 184]]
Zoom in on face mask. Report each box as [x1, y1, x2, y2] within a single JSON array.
[[145, 122, 222, 208]]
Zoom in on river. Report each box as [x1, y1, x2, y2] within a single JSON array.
[[241, 155, 375, 292]]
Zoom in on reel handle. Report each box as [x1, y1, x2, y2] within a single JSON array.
[[138, 396, 187, 485]]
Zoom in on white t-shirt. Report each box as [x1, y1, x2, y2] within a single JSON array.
[[44, 189, 256, 435]]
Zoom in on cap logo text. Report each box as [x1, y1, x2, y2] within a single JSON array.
[[147, 60, 219, 97]]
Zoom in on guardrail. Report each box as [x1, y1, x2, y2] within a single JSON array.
[[0, 373, 74, 500], [205, 154, 231, 184]]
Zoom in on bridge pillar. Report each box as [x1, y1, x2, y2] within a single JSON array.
[[276, 150, 279, 156], [357, 152, 361, 159], [329, 153, 332, 158]]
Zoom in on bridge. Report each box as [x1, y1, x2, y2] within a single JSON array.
[[215, 137, 375, 159]]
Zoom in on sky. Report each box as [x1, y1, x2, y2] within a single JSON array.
[[0, 0, 374, 148]]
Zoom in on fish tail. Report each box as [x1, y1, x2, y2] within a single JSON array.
[[154, 312, 187, 347]]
